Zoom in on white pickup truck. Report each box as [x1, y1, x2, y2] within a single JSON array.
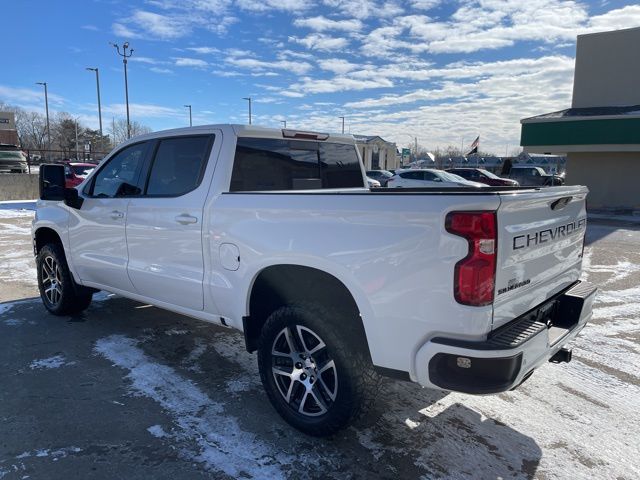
[[33, 125, 596, 436]]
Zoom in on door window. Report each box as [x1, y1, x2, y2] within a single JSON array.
[[90, 142, 148, 198], [146, 135, 213, 196]]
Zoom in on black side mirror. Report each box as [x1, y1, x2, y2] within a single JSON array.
[[40, 164, 66, 201], [39, 164, 84, 209]]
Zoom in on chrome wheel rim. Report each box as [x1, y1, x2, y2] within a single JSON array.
[[271, 325, 338, 417], [41, 255, 63, 306]]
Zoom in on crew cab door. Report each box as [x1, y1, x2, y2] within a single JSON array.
[[68, 141, 150, 290], [125, 134, 216, 311]]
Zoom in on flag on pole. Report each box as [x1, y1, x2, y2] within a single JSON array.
[[467, 136, 479, 155]]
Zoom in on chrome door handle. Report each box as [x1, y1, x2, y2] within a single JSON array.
[[109, 210, 124, 219], [175, 214, 198, 225]]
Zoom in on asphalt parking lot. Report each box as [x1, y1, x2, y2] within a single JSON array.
[[1, 205, 639, 479]]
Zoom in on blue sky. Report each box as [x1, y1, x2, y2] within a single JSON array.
[[2, 0, 639, 153]]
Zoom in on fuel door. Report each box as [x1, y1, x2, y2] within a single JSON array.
[[219, 243, 240, 271]]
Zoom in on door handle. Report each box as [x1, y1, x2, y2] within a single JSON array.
[[109, 210, 124, 219], [175, 214, 198, 225]]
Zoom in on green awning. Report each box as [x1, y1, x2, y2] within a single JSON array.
[[521, 117, 640, 146]]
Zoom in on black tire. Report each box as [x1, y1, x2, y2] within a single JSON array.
[[37, 243, 93, 315], [257, 304, 380, 437]]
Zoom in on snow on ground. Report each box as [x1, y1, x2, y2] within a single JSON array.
[[0, 204, 36, 288], [29, 355, 73, 370], [94, 334, 294, 479]]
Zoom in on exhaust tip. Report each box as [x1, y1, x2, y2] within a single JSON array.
[[549, 347, 572, 364]]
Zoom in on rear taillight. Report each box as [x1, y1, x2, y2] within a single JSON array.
[[445, 211, 497, 306]]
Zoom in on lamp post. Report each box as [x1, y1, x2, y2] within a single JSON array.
[[242, 97, 252, 125], [110, 42, 134, 139], [35, 82, 51, 159], [85, 68, 103, 151], [184, 104, 192, 127], [339, 116, 345, 134], [280, 120, 286, 128]]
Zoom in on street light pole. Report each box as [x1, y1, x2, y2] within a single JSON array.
[[242, 97, 252, 125], [36, 82, 50, 159], [280, 120, 286, 128], [339, 116, 345, 134], [75, 118, 79, 161], [110, 42, 134, 139], [86, 68, 103, 151], [184, 104, 192, 127]]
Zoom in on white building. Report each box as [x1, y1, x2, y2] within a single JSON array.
[[354, 135, 400, 171]]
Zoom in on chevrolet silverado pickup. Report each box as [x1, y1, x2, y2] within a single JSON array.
[[32, 125, 597, 436]]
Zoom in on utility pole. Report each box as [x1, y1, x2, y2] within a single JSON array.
[[110, 42, 134, 139], [75, 118, 79, 161], [280, 120, 286, 128], [415, 137, 418, 160], [86, 68, 103, 151], [242, 97, 252, 125], [111, 117, 116, 146], [184, 104, 192, 127], [339, 116, 345, 134], [36, 82, 50, 159]]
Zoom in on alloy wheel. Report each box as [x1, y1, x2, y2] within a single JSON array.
[[271, 325, 338, 417], [41, 255, 63, 306]]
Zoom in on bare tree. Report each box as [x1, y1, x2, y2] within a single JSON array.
[[109, 118, 152, 145]]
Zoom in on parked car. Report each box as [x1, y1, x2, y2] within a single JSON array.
[[386, 168, 486, 188], [366, 177, 381, 188], [0, 145, 28, 173], [366, 169, 393, 186], [34, 124, 595, 436], [446, 168, 519, 187], [63, 162, 97, 188], [505, 166, 564, 186]]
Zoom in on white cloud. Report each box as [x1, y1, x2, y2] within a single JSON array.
[[293, 16, 363, 32], [130, 10, 186, 39], [0, 85, 65, 108], [150, 67, 174, 74], [103, 103, 181, 118], [289, 33, 349, 51], [185, 46, 220, 54], [112, 22, 141, 39], [586, 5, 640, 32], [81, 24, 99, 31], [226, 57, 313, 75], [173, 57, 209, 68], [318, 58, 360, 74], [235, 0, 312, 12], [130, 56, 163, 65]]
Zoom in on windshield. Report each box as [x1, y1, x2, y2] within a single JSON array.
[[437, 171, 468, 182], [71, 165, 95, 177], [0, 151, 25, 161], [478, 169, 500, 179]]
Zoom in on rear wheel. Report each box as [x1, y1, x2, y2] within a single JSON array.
[[257, 304, 380, 436], [37, 244, 93, 315]]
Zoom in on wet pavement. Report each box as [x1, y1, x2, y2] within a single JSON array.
[[1, 208, 639, 479]]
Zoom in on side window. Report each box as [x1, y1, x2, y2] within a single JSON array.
[[230, 138, 363, 191], [319, 143, 363, 188], [422, 171, 437, 181], [146, 135, 212, 196], [90, 142, 148, 198]]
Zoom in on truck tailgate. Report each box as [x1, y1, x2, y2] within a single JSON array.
[[492, 185, 588, 329]]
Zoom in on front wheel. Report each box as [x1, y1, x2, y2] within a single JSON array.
[[257, 304, 380, 436], [37, 243, 93, 315]]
